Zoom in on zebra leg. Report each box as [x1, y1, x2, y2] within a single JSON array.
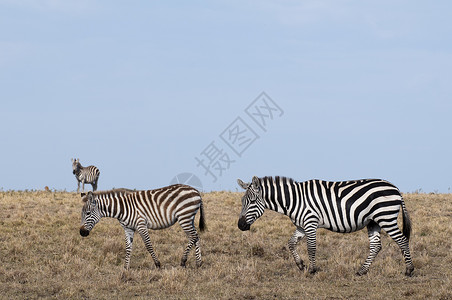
[[137, 226, 161, 269], [357, 221, 381, 276], [179, 218, 201, 267], [92, 180, 97, 192], [288, 227, 306, 271], [305, 225, 318, 274], [195, 239, 202, 267], [180, 233, 199, 267], [81, 180, 85, 193], [123, 227, 135, 270], [77, 181, 80, 193], [381, 224, 414, 276]]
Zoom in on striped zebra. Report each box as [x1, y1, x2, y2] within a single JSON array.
[[71, 158, 100, 192], [79, 184, 206, 270], [237, 176, 414, 276]]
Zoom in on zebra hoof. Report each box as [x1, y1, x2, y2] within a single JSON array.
[[120, 270, 132, 282], [296, 261, 305, 271], [155, 261, 161, 269], [196, 261, 203, 268], [356, 269, 368, 276], [308, 267, 318, 274], [405, 266, 414, 277], [180, 258, 187, 268]]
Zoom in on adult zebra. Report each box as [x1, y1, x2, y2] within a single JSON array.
[[71, 158, 100, 192], [79, 184, 206, 270], [237, 176, 414, 276]]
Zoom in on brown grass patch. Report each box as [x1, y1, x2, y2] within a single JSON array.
[[0, 191, 451, 299]]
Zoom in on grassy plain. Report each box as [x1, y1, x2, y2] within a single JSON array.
[[0, 190, 451, 299]]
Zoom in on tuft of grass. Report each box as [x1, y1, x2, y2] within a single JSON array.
[[0, 191, 451, 299]]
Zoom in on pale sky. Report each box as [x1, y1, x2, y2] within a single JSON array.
[[1, 1, 451, 193]]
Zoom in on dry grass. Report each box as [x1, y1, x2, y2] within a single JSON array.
[[0, 190, 451, 299]]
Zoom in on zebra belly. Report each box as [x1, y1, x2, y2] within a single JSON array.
[[145, 216, 177, 230], [318, 218, 370, 233]]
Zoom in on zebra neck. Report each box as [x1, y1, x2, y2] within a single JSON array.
[[97, 192, 130, 220], [262, 196, 289, 215], [99, 200, 114, 219], [260, 178, 304, 217], [75, 168, 83, 178]]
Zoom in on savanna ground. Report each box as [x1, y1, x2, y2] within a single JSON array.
[[0, 190, 451, 300]]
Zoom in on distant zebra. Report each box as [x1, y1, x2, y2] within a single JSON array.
[[79, 184, 206, 270], [237, 176, 414, 276], [71, 158, 100, 192]]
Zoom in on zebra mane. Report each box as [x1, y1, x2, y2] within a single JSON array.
[[81, 188, 135, 202], [259, 176, 296, 185], [111, 188, 136, 194]]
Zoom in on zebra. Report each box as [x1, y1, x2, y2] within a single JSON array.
[[79, 184, 206, 270], [237, 176, 414, 276], [71, 158, 100, 192]]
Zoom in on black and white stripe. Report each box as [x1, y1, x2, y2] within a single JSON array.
[[71, 158, 100, 192], [237, 176, 414, 276], [79, 184, 206, 270]]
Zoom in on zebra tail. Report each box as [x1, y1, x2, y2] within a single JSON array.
[[199, 201, 207, 232], [401, 198, 412, 241]]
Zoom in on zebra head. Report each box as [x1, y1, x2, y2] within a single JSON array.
[[80, 191, 101, 237], [72, 158, 80, 175], [237, 176, 265, 231]]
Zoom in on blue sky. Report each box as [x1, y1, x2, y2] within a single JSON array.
[[1, 1, 451, 192]]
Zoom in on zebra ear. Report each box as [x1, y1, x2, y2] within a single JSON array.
[[252, 176, 260, 189], [71, 158, 74, 163], [237, 179, 250, 190], [81, 193, 88, 202]]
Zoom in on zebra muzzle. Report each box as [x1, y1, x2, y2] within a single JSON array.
[[80, 226, 90, 237], [238, 216, 251, 231]]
